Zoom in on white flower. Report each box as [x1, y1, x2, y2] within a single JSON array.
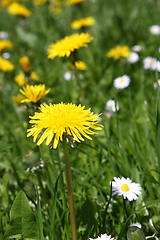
[[64, 71, 75, 80], [2, 52, 10, 59], [129, 52, 140, 62], [132, 45, 142, 52], [143, 57, 157, 70], [156, 60, 160, 72], [127, 52, 139, 64], [110, 177, 142, 201], [0, 31, 8, 39], [105, 100, 119, 112], [113, 75, 131, 89], [89, 233, 115, 240], [158, 79, 160, 86], [130, 222, 142, 229], [150, 25, 160, 35]]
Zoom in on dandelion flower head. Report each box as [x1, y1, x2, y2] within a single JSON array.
[[0, 40, 13, 52], [15, 73, 27, 86], [89, 233, 115, 240], [110, 177, 142, 201], [75, 60, 87, 70], [47, 33, 93, 59], [107, 45, 131, 59], [19, 84, 51, 103], [113, 75, 131, 89], [0, 57, 14, 72], [67, 0, 84, 5], [7, 3, 31, 17], [27, 102, 103, 149], [34, 0, 50, 5], [19, 56, 31, 73], [71, 17, 95, 29]]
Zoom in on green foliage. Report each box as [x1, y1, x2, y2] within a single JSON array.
[[4, 191, 39, 240]]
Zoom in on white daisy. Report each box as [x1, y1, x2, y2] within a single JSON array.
[[64, 71, 75, 81], [132, 45, 142, 52], [105, 100, 119, 112], [113, 75, 131, 89], [129, 222, 142, 229], [150, 25, 160, 35], [156, 60, 160, 72], [127, 52, 139, 64], [89, 233, 115, 240], [143, 57, 157, 70], [110, 177, 142, 201]]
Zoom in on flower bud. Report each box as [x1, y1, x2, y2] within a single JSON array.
[[127, 223, 145, 240], [19, 56, 31, 73]]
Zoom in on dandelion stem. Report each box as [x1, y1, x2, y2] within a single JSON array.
[[63, 138, 78, 240]]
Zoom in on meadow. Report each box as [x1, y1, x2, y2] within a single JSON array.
[[0, 0, 160, 239]]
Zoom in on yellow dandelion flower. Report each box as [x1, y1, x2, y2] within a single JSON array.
[[107, 45, 131, 59], [33, 0, 49, 5], [75, 60, 87, 70], [19, 56, 31, 73], [12, 94, 25, 104], [0, 40, 13, 52], [19, 84, 51, 103], [0, 0, 16, 7], [67, 0, 84, 5], [71, 17, 95, 29], [27, 102, 103, 149], [47, 33, 93, 60], [14, 73, 27, 86], [7, 3, 31, 17], [30, 72, 39, 81], [0, 57, 14, 72]]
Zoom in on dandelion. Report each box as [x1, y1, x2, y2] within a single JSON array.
[[105, 100, 119, 112], [14, 73, 27, 86], [0, 57, 14, 71], [71, 17, 95, 29], [107, 45, 131, 59], [19, 56, 31, 73], [27, 102, 102, 149], [143, 56, 157, 70], [30, 72, 39, 81], [12, 94, 25, 104], [67, 0, 84, 5], [89, 233, 115, 240], [47, 33, 93, 60], [127, 52, 139, 64], [33, 0, 50, 5], [150, 25, 160, 35], [7, 3, 31, 17], [75, 60, 87, 70], [0, 40, 13, 52], [113, 75, 131, 89], [110, 177, 142, 201], [19, 84, 51, 103], [0, 0, 16, 7]]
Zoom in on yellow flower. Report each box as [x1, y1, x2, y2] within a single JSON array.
[[7, 3, 31, 17], [33, 0, 49, 5], [30, 72, 39, 81], [19, 56, 31, 72], [67, 0, 84, 5], [19, 84, 51, 103], [107, 45, 131, 59], [75, 60, 87, 70], [14, 73, 27, 86], [0, 0, 16, 7], [0, 57, 14, 71], [12, 94, 25, 104], [47, 33, 93, 60], [0, 40, 13, 52], [71, 17, 95, 29], [27, 102, 103, 149]]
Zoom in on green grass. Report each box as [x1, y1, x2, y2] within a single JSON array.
[[0, 0, 160, 239]]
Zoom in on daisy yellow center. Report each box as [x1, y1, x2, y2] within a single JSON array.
[[149, 60, 153, 66], [120, 183, 129, 192], [120, 78, 124, 83]]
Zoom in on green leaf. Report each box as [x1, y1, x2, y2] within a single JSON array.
[[4, 191, 39, 240]]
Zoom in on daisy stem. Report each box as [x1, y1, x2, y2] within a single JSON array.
[[123, 197, 128, 218], [63, 138, 78, 240]]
